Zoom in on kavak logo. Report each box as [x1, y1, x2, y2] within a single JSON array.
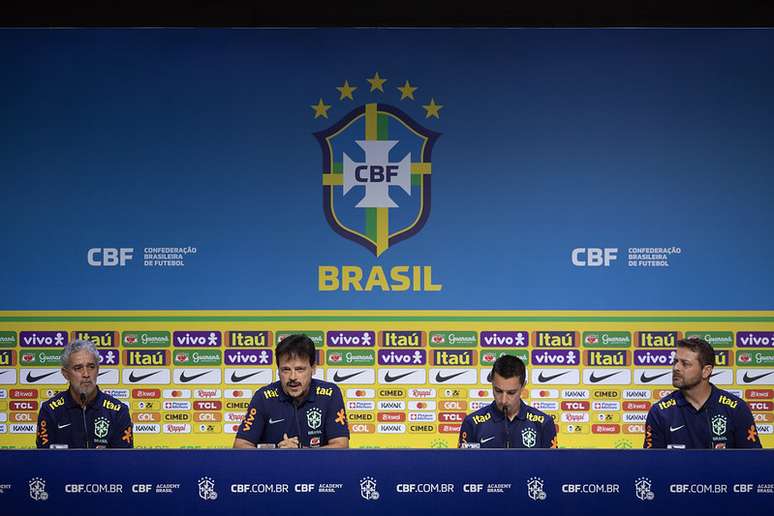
[[313, 73, 441, 257]]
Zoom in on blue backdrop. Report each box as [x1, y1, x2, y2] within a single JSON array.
[[2, 29, 773, 310]]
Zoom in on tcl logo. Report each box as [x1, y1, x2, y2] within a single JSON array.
[[88, 248, 133, 267], [561, 401, 589, 411]]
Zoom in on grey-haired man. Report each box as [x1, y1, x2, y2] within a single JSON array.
[[36, 339, 133, 448]]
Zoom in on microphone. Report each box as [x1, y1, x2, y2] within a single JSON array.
[[503, 404, 511, 448], [80, 392, 88, 449]]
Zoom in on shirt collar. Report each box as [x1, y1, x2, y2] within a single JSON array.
[[64, 387, 103, 409], [489, 400, 527, 422], [674, 383, 717, 409], [278, 379, 319, 405]]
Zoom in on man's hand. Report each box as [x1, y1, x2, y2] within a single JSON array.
[[278, 433, 299, 449]]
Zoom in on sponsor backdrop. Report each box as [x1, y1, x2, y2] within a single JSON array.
[[1, 29, 773, 449], [0, 312, 773, 448], [2, 449, 774, 514]]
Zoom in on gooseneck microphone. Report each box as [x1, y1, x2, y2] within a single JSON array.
[[503, 405, 511, 448], [80, 392, 88, 449]]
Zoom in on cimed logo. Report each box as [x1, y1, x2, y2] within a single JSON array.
[[197, 476, 218, 501], [306, 407, 322, 430], [360, 476, 380, 500], [94, 417, 110, 439], [527, 477, 547, 501], [312, 73, 442, 256], [28, 477, 48, 501], [635, 477, 655, 501]]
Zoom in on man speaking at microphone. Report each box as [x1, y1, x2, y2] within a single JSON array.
[[233, 334, 349, 449], [459, 355, 557, 449], [36, 339, 133, 448]]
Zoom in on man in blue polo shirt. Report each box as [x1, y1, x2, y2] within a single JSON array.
[[234, 334, 349, 449], [36, 339, 133, 448], [459, 355, 557, 449], [644, 337, 761, 449]]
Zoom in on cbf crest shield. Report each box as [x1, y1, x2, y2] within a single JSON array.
[[314, 84, 441, 256]]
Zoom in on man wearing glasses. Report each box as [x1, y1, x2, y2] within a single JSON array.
[[36, 339, 133, 448]]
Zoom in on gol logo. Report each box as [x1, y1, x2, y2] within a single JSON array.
[[313, 74, 442, 256]]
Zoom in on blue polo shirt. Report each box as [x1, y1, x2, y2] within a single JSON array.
[[458, 401, 557, 449], [236, 379, 349, 447], [644, 384, 762, 449], [36, 388, 133, 449]]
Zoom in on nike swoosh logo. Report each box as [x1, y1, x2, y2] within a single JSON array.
[[179, 371, 212, 383], [743, 371, 774, 383], [333, 370, 365, 382], [589, 371, 621, 383], [0, 371, 9, 376], [669, 425, 684, 432], [537, 371, 570, 383], [98, 371, 111, 377], [25, 371, 57, 383], [128, 371, 161, 383], [710, 371, 723, 378], [435, 371, 466, 383], [58, 423, 72, 429], [640, 371, 670, 383], [268, 418, 285, 425], [481, 436, 495, 444], [230, 371, 262, 383], [384, 371, 416, 383]]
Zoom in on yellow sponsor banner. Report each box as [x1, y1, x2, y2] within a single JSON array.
[[0, 310, 772, 449]]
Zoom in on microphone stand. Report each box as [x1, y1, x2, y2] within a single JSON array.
[[80, 392, 89, 449]]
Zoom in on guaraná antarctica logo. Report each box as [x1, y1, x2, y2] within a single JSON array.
[[312, 72, 442, 256]]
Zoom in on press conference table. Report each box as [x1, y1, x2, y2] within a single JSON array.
[[2, 449, 772, 515]]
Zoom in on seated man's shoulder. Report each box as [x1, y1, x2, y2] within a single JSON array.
[[467, 404, 494, 425], [98, 391, 130, 412], [523, 404, 551, 425], [652, 390, 680, 411], [312, 379, 340, 397], [42, 390, 69, 412]]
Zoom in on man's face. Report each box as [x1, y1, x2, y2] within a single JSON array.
[[492, 372, 524, 415], [278, 354, 315, 400], [672, 346, 711, 390], [62, 349, 99, 398]]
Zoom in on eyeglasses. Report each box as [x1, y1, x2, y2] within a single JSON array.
[[69, 363, 97, 373]]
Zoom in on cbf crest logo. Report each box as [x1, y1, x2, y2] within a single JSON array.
[[28, 477, 48, 501], [197, 476, 218, 501], [521, 427, 537, 448], [306, 407, 323, 430], [94, 417, 110, 439], [312, 73, 442, 256], [527, 477, 547, 501], [711, 415, 727, 436], [359, 476, 380, 500], [635, 477, 655, 501]]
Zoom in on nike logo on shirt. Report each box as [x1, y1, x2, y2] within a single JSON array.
[[58, 423, 72, 429], [669, 425, 685, 432], [268, 418, 285, 425], [481, 436, 495, 444]]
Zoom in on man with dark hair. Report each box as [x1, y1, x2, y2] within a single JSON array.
[[36, 339, 133, 448], [458, 355, 557, 448], [644, 337, 761, 449], [234, 334, 349, 448]]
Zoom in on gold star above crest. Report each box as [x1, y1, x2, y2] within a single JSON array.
[[336, 80, 357, 100], [397, 80, 418, 100], [367, 72, 387, 92], [422, 98, 443, 119], [310, 98, 331, 119]]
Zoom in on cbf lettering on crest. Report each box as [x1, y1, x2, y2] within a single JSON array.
[[319, 265, 441, 292]]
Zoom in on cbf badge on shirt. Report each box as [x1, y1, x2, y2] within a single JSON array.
[[711, 414, 728, 448]]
